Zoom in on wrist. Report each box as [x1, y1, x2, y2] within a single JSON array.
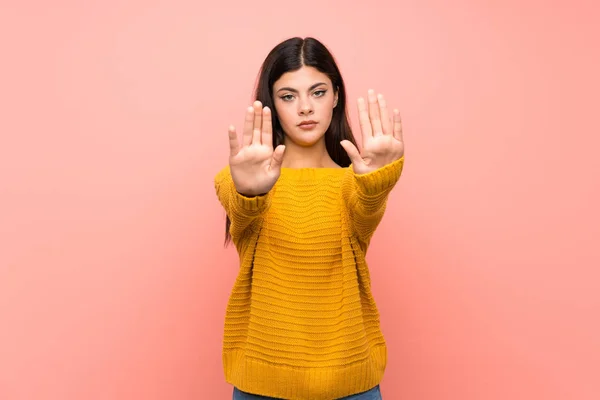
[[237, 190, 268, 198]]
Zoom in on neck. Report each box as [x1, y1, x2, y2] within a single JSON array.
[[281, 137, 340, 169]]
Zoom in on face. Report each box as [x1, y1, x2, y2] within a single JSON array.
[[272, 66, 338, 148]]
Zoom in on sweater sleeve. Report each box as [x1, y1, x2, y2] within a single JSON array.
[[342, 156, 404, 250], [214, 165, 273, 243]]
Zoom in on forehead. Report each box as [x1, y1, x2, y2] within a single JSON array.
[[273, 66, 332, 89]]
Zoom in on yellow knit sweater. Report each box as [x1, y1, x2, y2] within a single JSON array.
[[214, 156, 404, 400]]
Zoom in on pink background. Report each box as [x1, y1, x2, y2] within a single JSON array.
[[1, 0, 599, 399]]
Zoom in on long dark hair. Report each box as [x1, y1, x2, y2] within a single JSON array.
[[224, 36, 358, 246]]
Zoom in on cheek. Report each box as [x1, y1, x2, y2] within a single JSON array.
[[275, 104, 294, 126], [322, 101, 335, 119]]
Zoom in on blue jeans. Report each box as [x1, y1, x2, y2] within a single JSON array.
[[232, 384, 382, 400]]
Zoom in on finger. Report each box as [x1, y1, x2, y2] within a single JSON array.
[[261, 106, 272, 146], [269, 145, 286, 170], [367, 89, 383, 136], [340, 140, 364, 167], [357, 97, 372, 138], [242, 106, 254, 146], [393, 109, 403, 142], [228, 125, 240, 157], [377, 94, 392, 136], [252, 101, 262, 144]]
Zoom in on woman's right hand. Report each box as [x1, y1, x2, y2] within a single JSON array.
[[228, 101, 286, 197]]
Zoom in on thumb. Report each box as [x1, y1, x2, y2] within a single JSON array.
[[269, 145, 286, 170], [340, 140, 363, 166]]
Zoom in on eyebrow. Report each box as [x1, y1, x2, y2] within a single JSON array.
[[276, 82, 328, 93]]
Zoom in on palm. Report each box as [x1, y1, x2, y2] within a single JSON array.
[[230, 143, 276, 191], [227, 101, 286, 196], [341, 90, 404, 174], [230, 144, 272, 168]]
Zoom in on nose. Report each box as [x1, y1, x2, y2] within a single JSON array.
[[298, 98, 314, 116]]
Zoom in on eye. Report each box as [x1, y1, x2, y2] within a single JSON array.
[[313, 90, 327, 97], [280, 94, 294, 102]]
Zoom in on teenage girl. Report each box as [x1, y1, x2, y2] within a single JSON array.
[[215, 36, 405, 400]]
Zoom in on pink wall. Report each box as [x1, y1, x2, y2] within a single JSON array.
[[1, 0, 598, 399]]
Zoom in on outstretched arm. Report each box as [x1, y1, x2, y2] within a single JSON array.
[[341, 90, 405, 249], [214, 101, 286, 244]]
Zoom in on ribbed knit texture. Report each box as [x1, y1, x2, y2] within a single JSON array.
[[214, 156, 404, 400]]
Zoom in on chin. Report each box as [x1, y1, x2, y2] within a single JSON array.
[[287, 130, 327, 147]]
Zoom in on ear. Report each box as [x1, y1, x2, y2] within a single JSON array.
[[333, 87, 339, 108]]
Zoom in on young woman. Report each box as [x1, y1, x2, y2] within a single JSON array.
[[214, 36, 405, 400]]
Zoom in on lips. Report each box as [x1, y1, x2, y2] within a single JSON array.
[[298, 121, 318, 130]]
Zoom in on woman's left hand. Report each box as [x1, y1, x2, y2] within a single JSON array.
[[341, 89, 404, 174]]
